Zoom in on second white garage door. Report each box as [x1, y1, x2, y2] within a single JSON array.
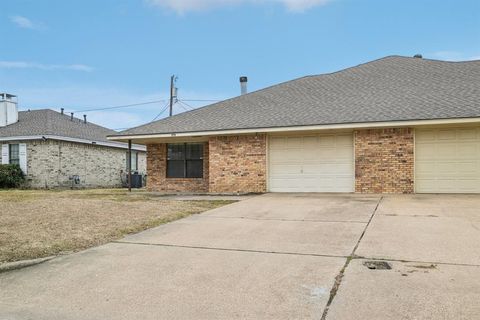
[[416, 127, 480, 193], [268, 133, 354, 192]]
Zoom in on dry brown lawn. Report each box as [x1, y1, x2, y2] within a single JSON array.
[[0, 189, 234, 263]]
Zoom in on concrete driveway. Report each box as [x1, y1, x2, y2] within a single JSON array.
[[1, 194, 479, 319]]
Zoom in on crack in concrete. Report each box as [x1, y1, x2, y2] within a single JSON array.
[[351, 255, 480, 268], [320, 196, 384, 320], [112, 240, 349, 259]]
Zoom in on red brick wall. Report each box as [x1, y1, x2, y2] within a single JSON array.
[[146, 143, 209, 192], [208, 134, 267, 193], [355, 128, 414, 194]]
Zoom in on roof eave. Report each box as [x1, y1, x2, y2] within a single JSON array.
[[0, 135, 146, 151], [107, 117, 480, 142]]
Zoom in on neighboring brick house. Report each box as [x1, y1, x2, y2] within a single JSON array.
[[0, 94, 146, 188], [109, 56, 480, 194]]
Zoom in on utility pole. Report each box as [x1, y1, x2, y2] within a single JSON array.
[[169, 75, 175, 117]]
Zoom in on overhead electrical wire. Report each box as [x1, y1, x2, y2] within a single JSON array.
[[177, 100, 196, 111], [68, 99, 167, 113], [150, 101, 171, 122]]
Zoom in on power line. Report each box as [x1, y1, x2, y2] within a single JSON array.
[[181, 99, 221, 102], [176, 103, 190, 113], [177, 100, 196, 110], [69, 99, 167, 113], [150, 101, 171, 122], [64, 98, 219, 114]]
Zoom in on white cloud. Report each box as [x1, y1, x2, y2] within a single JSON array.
[[0, 61, 94, 72], [10, 15, 44, 30], [146, 0, 331, 14], [432, 51, 480, 62]]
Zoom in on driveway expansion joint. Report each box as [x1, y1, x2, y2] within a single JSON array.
[[201, 216, 368, 224], [320, 196, 384, 320], [112, 240, 349, 259]]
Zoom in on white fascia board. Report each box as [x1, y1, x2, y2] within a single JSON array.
[[107, 117, 480, 141], [0, 135, 146, 151]]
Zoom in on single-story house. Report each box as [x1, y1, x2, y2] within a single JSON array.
[[108, 56, 480, 194], [0, 93, 146, 188]]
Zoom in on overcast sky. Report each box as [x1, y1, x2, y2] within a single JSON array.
[[1, 0, 479, 130]]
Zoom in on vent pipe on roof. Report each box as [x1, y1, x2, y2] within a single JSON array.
[[70, 112, 74, 121], [240, 76, 248, 95], [413, 54, 423, 58], [61, 108, 64, 115], [83, 115, 87, 124]]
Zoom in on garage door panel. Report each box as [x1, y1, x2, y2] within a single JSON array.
[[436, 143, 460, 159], [458, 128, 478, 140], [269, 164, 302, 175], [336, 134, 354, 146], [269, 136, 286, 149], [416, 127, 480, 193], [415, 143, 436, 160], [303, 163, 338, 174], [286, 137, 303, 148], [438, 130, 457, 140], [416, 130, 436, 142], [268, 133, 354, 193], [318, 135, 336, 147]]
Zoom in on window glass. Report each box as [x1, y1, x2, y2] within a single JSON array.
[[167, 160, 185, 178], [126, 151, 138, 171], [167, 144, 185, 160], [186, 160, 203, 178], [186, 144, 203, 160], [9, 144, 20, 165], [167, 143, 204, 178], [131, 151, 138, 171]]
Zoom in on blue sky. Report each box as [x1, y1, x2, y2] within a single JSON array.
[[1, 0, 479, 130]]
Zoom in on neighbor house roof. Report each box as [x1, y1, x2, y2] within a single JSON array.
[[109, 56, 480, 139], [0, 109, 145, 150]]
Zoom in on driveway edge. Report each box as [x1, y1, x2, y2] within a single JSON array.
[[0, 256, 56, 273]]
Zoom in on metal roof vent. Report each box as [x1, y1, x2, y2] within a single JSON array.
[[240, 76, 248, 95]]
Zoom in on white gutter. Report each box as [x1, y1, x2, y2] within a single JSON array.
[[107, 117, 480, 141], [0, 135, 146, 151]]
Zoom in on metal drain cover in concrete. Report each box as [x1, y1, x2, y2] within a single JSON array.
[[363, 261, 392, 270]]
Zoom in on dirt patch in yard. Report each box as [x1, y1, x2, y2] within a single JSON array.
[[0, 189, 234, 263]]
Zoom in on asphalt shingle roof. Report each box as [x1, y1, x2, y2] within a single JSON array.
[[0, 109, 118, 143], [114, 56, 480, 137]]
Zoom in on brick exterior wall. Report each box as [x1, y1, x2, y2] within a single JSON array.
[[146, 143, 209, 192], [354, 128, 414, 194], [1, 139, 146, 188], [209, 134, 267, 193]]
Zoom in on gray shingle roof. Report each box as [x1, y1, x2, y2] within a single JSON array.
[[0, 109, 124, 145], [113, 56, 480, 137]]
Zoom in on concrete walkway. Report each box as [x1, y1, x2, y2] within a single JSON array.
[[1, 193, 479, 319]]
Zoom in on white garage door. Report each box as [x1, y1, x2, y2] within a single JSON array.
[[416, 127, 480, 193], [268, 133, 354, 192]]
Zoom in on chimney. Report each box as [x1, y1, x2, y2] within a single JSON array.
[[83, 114, 87, 124], [0, 93, 18, 127], [61, 108, 64, 115], [70, 112, 74, 121], [240, 76, 248, 95]]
